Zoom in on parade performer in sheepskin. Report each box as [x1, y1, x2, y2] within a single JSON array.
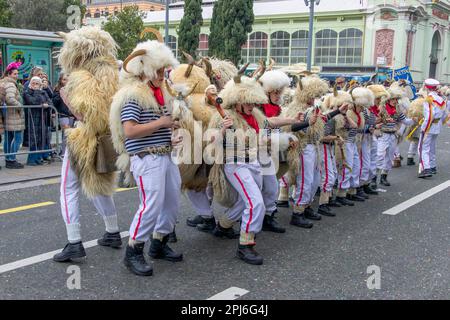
[[110, 40, 184, 276], [53, 26, 122, 263]]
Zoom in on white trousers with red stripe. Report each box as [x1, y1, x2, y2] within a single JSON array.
[[261, 157, 279, 214], [186, 189, 213, 217], [129, 154, 181, 242], [370, 136, 378, 180], [294, 144, 321, 209], [418, 132, 438, 172], [224, 163, 265, 235], [408, 140, 419, 158], [320, 143, 337, 193], [377, 133, 397, 174], [338, 142, 359, 191], [360, 134, 372, 185], [60, 148, 118, 243], [278, 175, 290, 202]]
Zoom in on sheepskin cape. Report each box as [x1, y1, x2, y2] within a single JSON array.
[[110, 78, 174, 186], [208, 108, 267, 208]]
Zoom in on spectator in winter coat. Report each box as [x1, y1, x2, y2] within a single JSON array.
[[52, 72, 73, 156]]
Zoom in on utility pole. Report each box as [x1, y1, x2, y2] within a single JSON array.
[[165, 0, 170, 45], [305, 0, 320, 71]]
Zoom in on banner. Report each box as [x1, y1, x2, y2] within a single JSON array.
[[5, 45, 51, 81], [386, 66, 418, 99]]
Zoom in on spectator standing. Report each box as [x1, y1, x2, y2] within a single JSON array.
[[0, 62, 25, 169], [52, 73, 73, 156], [22, 77, 52, 166]]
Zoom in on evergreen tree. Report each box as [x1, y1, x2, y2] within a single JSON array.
[[0, 0, 13, 27], [103, 5, 149, 61], [208, 0, 224, 58], [222, 0, 254, 65], [177, 0, 203, 61]]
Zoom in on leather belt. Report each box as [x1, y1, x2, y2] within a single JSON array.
[[133, 145, 172, 159]]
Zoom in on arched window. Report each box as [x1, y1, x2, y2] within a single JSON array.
[[197, 34, 209, 57], [113, 7, 118, 15], [270, 31, 290, 65], [291, 30, 308, 64], [164, 35, 177, 58], [242, 32, 268, 64], [315, 29, 338, 65], [338, 28, 363, 65], [104, 7, 109, 16], [86, 10, 91, 18], [94, 9, 101, 18]]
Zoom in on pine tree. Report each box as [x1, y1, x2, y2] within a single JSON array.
[[222, 0, 254, 65], [208, 0, 224, 58], [0, 0, 13, 27], [177, 0, 203, 62], [103, 5, 148, 61]]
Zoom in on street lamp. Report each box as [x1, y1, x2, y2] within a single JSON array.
[[304, 0, 320, 71]]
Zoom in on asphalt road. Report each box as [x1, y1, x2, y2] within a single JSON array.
[[0, 129, 449, 300]]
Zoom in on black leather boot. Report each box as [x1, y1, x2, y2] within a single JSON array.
[[304, 207, 322, 220], [262, 210, 286, 233], [97, 232, 122, 248], [370, 177, 378, 190], [124, 243, 153, 276], [357, 187, 369, 199], [380, 174, 391, 186], [186, 215, 205, 227], [168, 227, 177, 243], [237, 244, 263, 265], [197, 216, 216, 233], [430, 167, 437, 175], [318, 204, 335, 217], [328, 198, 342, 207], [347, 194, 365, 202], [212, 223, 239, 239], [418, 169, 432, 179], [336, 196, 355, 206], [149, 235, 183, 262], [53, 242, 86, 262], [290, 212, 313, 228], [407, 157, 415, 166], [363, 184, 378, 195]]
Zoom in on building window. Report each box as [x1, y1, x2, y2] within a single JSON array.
[[104, 7, 109, 16], [315, 29, 338, 65], [242, 32, 268, 64], [270, 31, 290, 65], [113, 7, 118, 15], [338, 28, 363, 65], [86, 10, 91, 18], [291, 30, 308, 64], [196, 34, 209, 57], [94, 9, 100, 18], [164, 35, 177, 58]]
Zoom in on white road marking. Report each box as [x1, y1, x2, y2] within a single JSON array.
[[207, 287, 249, 300], [0, 232, 129, 275], [383, 180, 450, 216]]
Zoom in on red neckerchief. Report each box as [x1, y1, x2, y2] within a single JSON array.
[[261, 103, 281, 118], [385, 103, 396, 116], [369, 105, 379, 117], [149, 82, 165, 106], [355, 110, 362, 127], [238, 111, 260, 133]]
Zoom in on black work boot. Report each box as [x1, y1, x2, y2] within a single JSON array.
[[5, 160, 24, 169], [430, 167, 437, 175], [418, 169, 432, 179], [212, 223, 239, 239], [318, 204, 335, 217], [336, 196, 355, 206], [328, 198, 342, 207], [363, 184, 378, 195], [304, 207, 322, 220], [380, 174, 391, 186], [370, 177, 378, 190], [407, 158, 415, 166], [290, 212, 313, 228], [357, 187, 369, 199], [262, 210, 286, 233], [237, 244, 263, 265], [124, 243, 153, 276], [97, 232, 122, 248], [276, 200, 290, 208], [168, 227, 177, 243], [149, 235, 183, 262], [197, 216, 216, 233], [186, 215, 205, 227], [347, 194, 365, 202], [53, 242, 86, 262]]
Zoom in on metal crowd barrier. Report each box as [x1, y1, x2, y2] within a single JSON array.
[[0, 105, 62, 159]]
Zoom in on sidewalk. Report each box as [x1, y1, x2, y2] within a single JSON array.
[[0, 152, 62, 185]]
